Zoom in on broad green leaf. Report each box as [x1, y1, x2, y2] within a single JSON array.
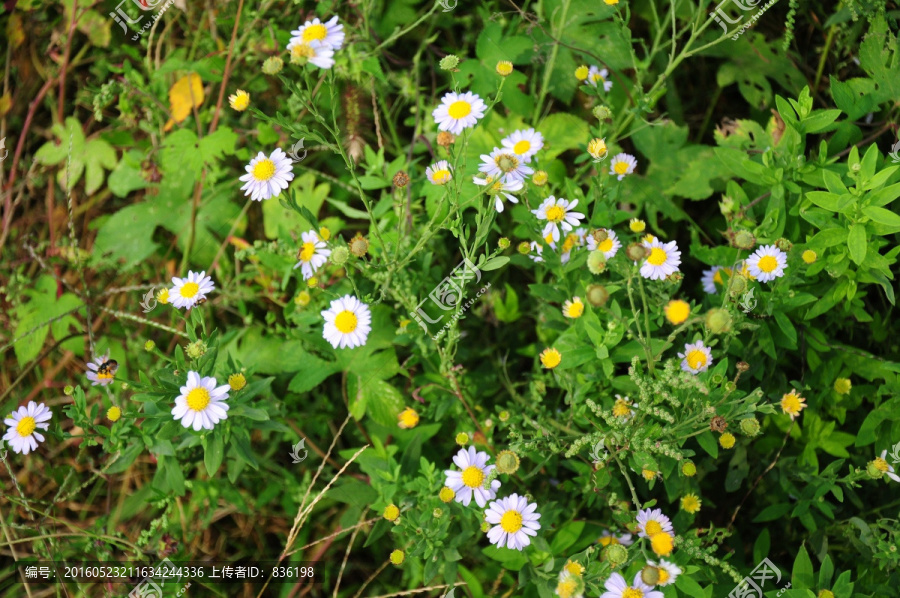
[[847, 224, 866, 265], [204, 433, 225, 476]]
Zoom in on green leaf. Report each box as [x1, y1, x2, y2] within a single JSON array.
[[325, 479, 379, 507], [696, 431, 718, 459], [549, 521, 584, 555], [674, 574, 705, 596], [847, 224, 866, 265], [753, 503, 792, 522], [538, 113, 590, 161], [204, 433, 225, 476], [480, 256, 509, 271], [792, 545, 815, 590]]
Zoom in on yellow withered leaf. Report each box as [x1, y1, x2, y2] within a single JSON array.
[[164, 73, 204, 131]]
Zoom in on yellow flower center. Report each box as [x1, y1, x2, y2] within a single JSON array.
[[546, 205, 566, 223], [334, 310, 358, 334], [513, 140, 531, 155], [562, 233, 579, 253], [873, 458, 889, 473], [650, 532, 674, 556], [614, 160, 630, 175], [686, 349, 708, 370], [613, 399, 631, 417], [496, 153, 519, 172], [647, 247, 667, 266], [575, 65, 589, 80], [757, 255, 778, 273], [97, 371, 114, 380], [597, 238, 614, 253], [566, 301, 584, 318], [186, 387, 211, 412], [231, 92, 249, 110], [432, 169, 451, 184], [447, 100, 471, 119], [180, 281, 200, 299], [599, 535, 619, 546], [252, 158, 277, 181], [541, 349, 562, 368], [644, 520, 663, 536], [461, 465, 485, 488], [16, 416, 36, 437], [657, 568, 670, 584], [301, 23, 327, 43], [299, 242, 316, 262], [500, 510, 523, 533], [556, 579, 577, 598], [622, 589, 644, 598]]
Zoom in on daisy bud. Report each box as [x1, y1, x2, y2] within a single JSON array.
[[496, 450, 520, 475], [64, 385, 74, 396], [834, 378, 852, 395], [728, 274, 748, 295], [740, 418, 761, 437], [307, 277, 319, 288], [732, 230, 756, 250], [720, 195, 736, 215], [629, 218, 646, 233], [736, 361, 750, 372], [626, 242, 649, 261], [439, 486, 455, 503], [681, 460, 697, 477], [603, 543, 628, 566], [593, 105, 612, 120], [439, 55, 460, 71], [318, 227, 331, 241], [186, 340, 207, 360], [294, 290, 311, 306], [640, 565, 660, 586], [495, 60, 513, 76], [587, 250, 608, 274], [591, 228, 609, 244], [228, 373, 247, 391], [262, 56, 283, 75], [867, 460, 887, 479], [532, 170, 548, 186], [517, 242, 531, 255], [818, 591, 835, 598], [436, 131, 456, 148], [586, 284, 610, 307], [480, 521, 491, 533], [393, 171, 410, 188], [455, 432, 469, 445], [575, 65, 589, 81], [534, 380, 547, 395], [705, 308, 733, 334], [498, 237, 511, 249], [144, 340, 156, 351], [499, 410, 510, 421], [389, 549, 405, 565], [107, 406, 122, 422], [349, 233, 369, 257], [433, 508, 443, 518], [775, 237, 793, 252], [331, 246, 350, 265], [383, 504, 400, 522], [724, 381, 736, 393], [802, 249, 817, 264], [719, 432, 736, 449], [587, 138, 608, 160]]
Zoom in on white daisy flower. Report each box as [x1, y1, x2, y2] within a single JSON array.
[[599, 530, 634, 547], [444, 446, 501, 507], [500, 128, 544, 163], [3, 401, 51, 455], [478, 147, 534, 184], [532, 196, 585, 243], [678, 340, 713, 375], [169, 270, 215, 310], [562, 297, 585, 319], [86, 352, 118, 387], [293, 230, 331, 280], [586, 66, 614, 92], [171, 371, 230, 431], [609, 153, 638, 180], [745, 244, 788, 283], [321, 295, 372, 349], [239, 148, 295, 201], [433, 91, 487, 135], [485, 493, 541, 551], [600, 573, 664, 598], [701, 266, 731, 294], [586, 228, 622, 259], [287, 39, 335, 69], [289, 15, 345, 50], [876, 450, 900, 483], [528, 241, 545, 263], [649, 560, 683, 587], [426, 160, 453, 185], [640, 238, 681, 280], [636, 508, 674, 538], [473, 175, 522, 212]]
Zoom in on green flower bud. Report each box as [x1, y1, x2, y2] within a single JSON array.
[[331, 246, 350, 266], [586, 284, 610, 307], [496, 450, 520, 475], [681, 460, 697, 477], [587, 250, 608, 274], [64, 385, 74, 396], [517, 242, 531, 255], [705, 308, 733, 334], [144, 340, 156, 351], [733, 230, 756, 250], [498, 237, 511, 249], [740, 418, 761, 437], [640, 565, 660, 586], [593, 105, 612, 121], [262, 56, 283, 75], [185, 340, 207, 360], [439, 55, 460, 71], [603, 543, 628, 566]]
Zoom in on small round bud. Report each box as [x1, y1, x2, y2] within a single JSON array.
[[591, 229, 609, 244], [719, 432, 736, 449], [498, 237, 511, 249], [629, 218, 646, 233], [499, 410, 510, 422], [775, 237, 793, 252], [586, 284, 610, 307], [728, 275, 748, 295], [817, 591, 835, 598], [705, 308, 733, 334], [439, 55, 460, 71], [389, 549, 405, 565], [575, 65, 589, 81], [681, 460, 697, 477], [834, 378, 851, 395], [481, 521, 491, 533], [740, 418, 761, 437], [850, 162, 861, 172], [331, 246, 350, 265], [802, 249, 817, 264], [156, 288, 170, 305], [144, 340, 156, 351], [64, 385, 74, 396], [532, 171, 548, 186], [436, 131, 456, 148], [496, 61, 513, 76], [107, 406, 122, 422], [185, 340, 207, 360], [433, 508, 443, 518], [439, 487, 455, 503], [294, 290, 311, 306], [262, 56, 284, 75], [228, 373, 247, 391], [349, 233, 369, 257], [587, 250, 608, 274], [393, 171, 410, 188], [456, 432, 469, 445], [626, 242, 649, 261], [640, 565, 660, 586], [383, 504, 400, 522], [736, 361, 750, 372], [306, 277, 319, 288], [318, 227, 331, 241], [593, 105, 612, 121], [496, 450, 520, 475], [733, 230, 756, 250], [517, 242, 531, 255], [603, 543, 628, 566]]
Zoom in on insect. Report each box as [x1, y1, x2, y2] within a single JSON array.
[[97, 360, 118, 377]]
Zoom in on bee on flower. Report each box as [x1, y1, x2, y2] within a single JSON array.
[[484, 493, 542, 550], [678, 340, 713, 374], [3, 401, 52, 455], [426, 160, 453, 185], [433, 91, 487, 135], [532, 196, 585, 242], [86, 352, 118, 386], [444, 446, 501, 507], [473, 175, 523, 213], [609, 153, 638, 180], [500, 128, 544, 163], [239, 148, 294, 201], [293, 230, 331, 280], [585, 65, 614, 92], [478, 147, 535, 184]]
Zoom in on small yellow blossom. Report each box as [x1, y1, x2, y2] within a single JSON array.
[[564, 560, 585, 576], [383, 504, 400, 522], [834, 378, 851, 395], [228, 89, 250, 111], [496, 61, 513, 76], [681, 493, 702, 514], [664, 300, 691, 325], [398, 407, 419, 429], [650, 532, 674, 556], [780, 390, 807, 419], [629, 218, 646, 233], [107, 406, 122, 422], [540, 348, 562, 369], [157, 288, 170, 305], [456, 432, 469, 445], [228, 373, 247, 391], [563, 297, 585, 319], [439, 486, 455, 503], [575, 65, 589, 81], [642, 469, 657, 481], [389, 549, 404, 565], [533, 170, 548, 186], [294, 290, 311, 306], [719, 432, 736, 449], [318, 226, 331, 241], [801, 249, 817, 264]]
